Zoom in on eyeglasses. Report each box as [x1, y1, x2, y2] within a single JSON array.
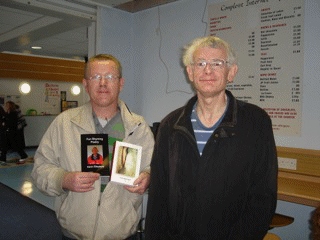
[[192, 59, 229, 70], [88, 74, 120, 82]]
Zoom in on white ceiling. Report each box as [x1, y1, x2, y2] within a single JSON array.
[[0, 0, 180, 60]]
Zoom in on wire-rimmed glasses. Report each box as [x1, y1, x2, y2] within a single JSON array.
[[192, 59, 229, 70], [88, 74, 120, 82]]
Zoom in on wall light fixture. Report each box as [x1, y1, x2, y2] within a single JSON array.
[[71, 85, 81, 95], [19, 82, 31, 94]]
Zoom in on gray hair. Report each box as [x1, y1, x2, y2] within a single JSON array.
[[182, 36, 237, 67]]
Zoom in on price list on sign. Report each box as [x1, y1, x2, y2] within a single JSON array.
[[208, 0, 304, 136]]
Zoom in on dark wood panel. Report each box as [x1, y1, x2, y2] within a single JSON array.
[[0, 61, 83, 75], [0, 53, 84, 67], [0, 70, 82, 82], [0, 53, 84, 82]]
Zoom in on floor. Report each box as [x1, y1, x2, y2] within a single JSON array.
[[0, 148, 54, 210], [0, 147, 148, 213], [1, 149, 309, 240], [1, 147, 147, 239]]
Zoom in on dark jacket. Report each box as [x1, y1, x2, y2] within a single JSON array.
[[145, 90, 278, 240], [0, 107, 6, 159], [5, 111, 18, 132], [0, 110, 6, 133]]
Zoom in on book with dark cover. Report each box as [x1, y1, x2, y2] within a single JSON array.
[[81, 134, 110, 176]]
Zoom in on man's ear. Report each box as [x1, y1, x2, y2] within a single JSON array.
[[227, 64, 238, 83], [186, 65, 194, 82], [82, 78, 88, 93], [119, 77, 125, 91]]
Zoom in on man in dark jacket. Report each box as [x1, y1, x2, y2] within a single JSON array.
[[145, 36, 278, 240]]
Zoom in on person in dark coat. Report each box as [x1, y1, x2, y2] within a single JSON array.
[[4, 101, 28, 164], [15, 104, 27, 148], [0, 105, 7, 163], [145, 36, 278, 240]]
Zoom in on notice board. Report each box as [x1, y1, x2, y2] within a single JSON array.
[[208, 0, 304, 136]]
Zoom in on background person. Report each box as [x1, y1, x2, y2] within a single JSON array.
[[32, 54, 155, 240], [145, 36, 278, 239], [0, 105, 7, 163], [15, 104, 27, 148], [4, 101, 28, 164]]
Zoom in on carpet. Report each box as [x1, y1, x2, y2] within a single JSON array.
[[0, 157, 34, 168]]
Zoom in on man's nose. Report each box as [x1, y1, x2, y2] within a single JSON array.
[[204, 63, 213, 73]]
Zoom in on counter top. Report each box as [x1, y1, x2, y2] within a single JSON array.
[[278, 172, 320, 207], [276, 147, 320, 207]]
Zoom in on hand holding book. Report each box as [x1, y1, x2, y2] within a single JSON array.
[[62, 171, 100, 192], [124, 171, 150, 195]]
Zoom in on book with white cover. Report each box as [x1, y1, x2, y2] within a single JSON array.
[[110, 141, 142, 186]]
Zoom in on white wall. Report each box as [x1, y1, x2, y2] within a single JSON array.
[[0, 78, 87, 115], [95, 7, 139, 112], [97, 0, 319, 239], [97, 0, 320, 150], [132, 0, 206, 122], [0, 78, 88, 146], [130, 0, 320, 151]]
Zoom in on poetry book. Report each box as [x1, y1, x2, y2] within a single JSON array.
[[81, 134, 110, 176], [111, 141, 142, 186]]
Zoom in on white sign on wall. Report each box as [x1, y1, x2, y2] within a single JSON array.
[[208, 0, 304, 136], [42, 83, 60, 115]]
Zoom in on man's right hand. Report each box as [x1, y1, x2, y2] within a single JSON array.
[[62, 172, 100, 192]]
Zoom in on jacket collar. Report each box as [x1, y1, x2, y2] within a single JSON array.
[[118, 99, 142, 135], [174, 90, 238, 134], [70, 100, 141, 135], [70, 102, 95, 132]]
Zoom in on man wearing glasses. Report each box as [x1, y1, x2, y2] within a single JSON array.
[[145, 36, 278, 239], [32, 54, 154, 240]]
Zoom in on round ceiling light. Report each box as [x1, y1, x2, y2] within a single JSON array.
[[71, 85, 81, 95], [19, 82, 31, 94]]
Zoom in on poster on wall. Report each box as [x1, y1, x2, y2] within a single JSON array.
[[208, 0, 304, 136], [42, 83, 60, 114]]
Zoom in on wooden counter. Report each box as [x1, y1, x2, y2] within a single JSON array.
[[276, 147, 320, 207]]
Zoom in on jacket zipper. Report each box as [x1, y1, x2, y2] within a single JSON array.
[[128, 122, 141, 137], [90, 122, 140, 239], [91, 185, 103, 239]]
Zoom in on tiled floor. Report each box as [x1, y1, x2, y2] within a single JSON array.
[[0, 148, 54, 210], [1, 147, 148, 233]]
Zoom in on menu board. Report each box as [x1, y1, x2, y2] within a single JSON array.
[[208, 0, 304, 136]]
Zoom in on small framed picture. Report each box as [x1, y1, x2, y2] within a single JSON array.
[[111, 141, 142, 186], [60, 91, 66, 101], [61, 100, 78, 112], [67, 101, 78, 109]]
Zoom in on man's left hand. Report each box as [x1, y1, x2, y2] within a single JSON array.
[[124, 171, 150, 195]]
